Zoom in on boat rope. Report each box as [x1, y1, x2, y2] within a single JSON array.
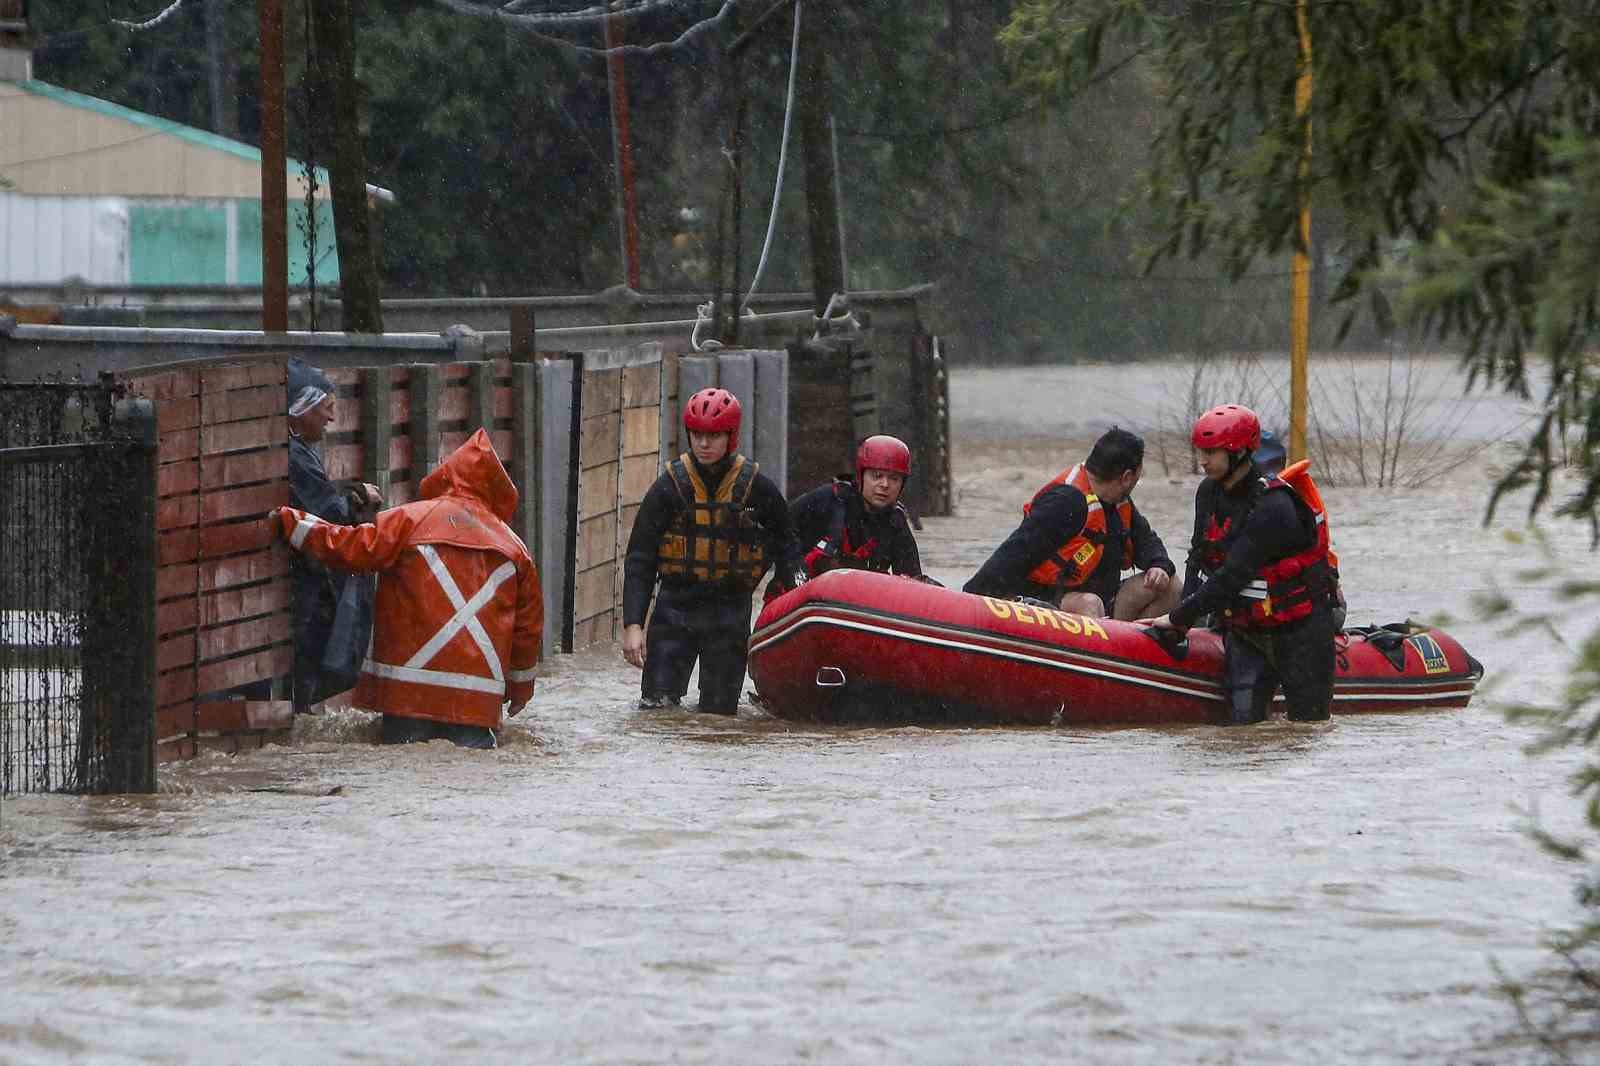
[[739, 0, 801, 316]]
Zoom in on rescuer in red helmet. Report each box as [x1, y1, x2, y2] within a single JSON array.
[[1141, 404, 1338, 724], [786, 434, 935, 586], [620, 387, 803, 715], [963, 427, 1177, 619]]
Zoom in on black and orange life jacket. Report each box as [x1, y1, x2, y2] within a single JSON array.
[[1022, 464, 1134, 591], [657, 453, 770, 589], [802, 480, 904, 577], [1197, 460, 1335, 628]]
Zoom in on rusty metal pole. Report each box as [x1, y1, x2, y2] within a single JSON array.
[[1289, 0, 1313, 464], [259, 0, 288, 331], [603, 14, 641, 291]]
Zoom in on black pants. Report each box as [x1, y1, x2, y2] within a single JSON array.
[[642, 587, 752, 714], [1221, 610, 1336, 724], [380, 714, 497, 749]]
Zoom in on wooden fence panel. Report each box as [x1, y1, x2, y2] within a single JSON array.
[[123, 361, 293, 763]]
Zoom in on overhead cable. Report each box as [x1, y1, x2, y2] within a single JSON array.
[[111, 0, 188, 31], [435, 0, 736, 56]]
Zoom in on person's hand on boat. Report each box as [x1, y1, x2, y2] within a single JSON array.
[[1138, 613, 1185, 632], [622, 623, 647, 668]]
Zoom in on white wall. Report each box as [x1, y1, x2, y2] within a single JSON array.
[[0, 191, 130, 285]]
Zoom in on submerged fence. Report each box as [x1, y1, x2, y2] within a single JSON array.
[[0, 384, 157, 794]]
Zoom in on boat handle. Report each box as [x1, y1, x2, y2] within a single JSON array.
[[815, 667, 847, 688]]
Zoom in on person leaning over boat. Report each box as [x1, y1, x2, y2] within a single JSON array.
[[786, 434, 937, 587], [620, 388, 804, 715], [270, 428, 543, 748], [962, 427, 1175, 618], [1140, 404, 1337, 724], [285, 358, 382, 714]]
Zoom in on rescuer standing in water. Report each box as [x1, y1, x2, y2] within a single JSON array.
[[620, 388, 803, 715]]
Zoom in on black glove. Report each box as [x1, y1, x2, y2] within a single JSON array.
[[1015, 595, 1056, 610]]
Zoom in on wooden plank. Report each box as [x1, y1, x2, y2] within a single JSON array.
[[439, 383, 470, 422], [158, 396, 201, 432], [125, 369, 198, 402], [439, 430, 467, 455], [195, 644, 292, 696], [621, 453, 658, 503], [491, 430, 512, 460], [576, 513, 617, 572], [201, 363, 285, 393], [571, 612, 614, 650], [195, 700, 295, 733], [328, 390, 362, 433], [200, 482, 287, 524], [203, 384, 279, 425], [157, 596, 199, 637], [160, 427, 199, 463], [199, 449, 284, 490], [574, 561, 615, 621], [157, 563, 197, 601], [158, 461, 200, 497], [388, 435, 412, 472], [197, 613, 291, 661], [157, 632, 196, 673], [159, 527, 198, 567], [578, 461, 618, 522], [493, 384, 513, 421], [326, 368, 360, 387], [157, 495, 200, 531], [579, 413, 620, 469], [622, 362, 660, 408], [199, 579, 288, 627], [582, 367, 622, 417], [155, 703, 196, 742], [157, 737, 197, 763], [619, 503, 641, 543], [388, 481, 416, 506], [157, 667, 197, 706], [324, 442, 362, 480], [198, 519, 275, 558], [621, 405, 659, 458], [442, 363, 472, 382], [389, 383, 410, 425], [198, 549, 286, 593], [362, 366, 394, 500], [200, 418, 286, 456]]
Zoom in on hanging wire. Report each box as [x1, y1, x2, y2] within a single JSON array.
[[435, 0, 737, 56], [738, 0, 799, 316], [111, 0, 188, 31]]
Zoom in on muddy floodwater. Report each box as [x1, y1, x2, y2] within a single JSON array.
[[2, 358, 1593, 1064]]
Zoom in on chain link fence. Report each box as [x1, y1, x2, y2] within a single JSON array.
[[1, 383, 156, 794]]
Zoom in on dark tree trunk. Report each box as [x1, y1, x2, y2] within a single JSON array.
[[310, 0, 384, 333], [797, 0, 843, 316]]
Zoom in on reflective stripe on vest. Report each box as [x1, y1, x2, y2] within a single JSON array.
[[657, 454, 769, 588], [1213, 477, 1332, 628], [1023, 463, 1128, 591], [360, 543, 519, 697]]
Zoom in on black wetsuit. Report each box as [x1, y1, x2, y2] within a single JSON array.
[[1173, 465, 1336, 724], [789, 479, 924, 578], [622, 455, 800, 714]]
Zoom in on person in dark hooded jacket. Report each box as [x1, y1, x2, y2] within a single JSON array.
[[285, 358, 382, 713]]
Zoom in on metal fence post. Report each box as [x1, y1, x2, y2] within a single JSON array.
[[114, 396, 158, 793]]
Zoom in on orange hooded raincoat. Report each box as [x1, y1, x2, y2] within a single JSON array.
[[273, 429, 543, 728]]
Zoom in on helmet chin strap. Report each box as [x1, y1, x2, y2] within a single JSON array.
[[1224, 449, 1253, 481]]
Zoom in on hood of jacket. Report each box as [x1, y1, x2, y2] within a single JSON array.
[[419, 427, 519, 521]]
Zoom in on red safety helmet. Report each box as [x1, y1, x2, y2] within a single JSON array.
[[1191, 404, 1261, 453], [856, 434, 911, 481], [683, 387, 742, 436]]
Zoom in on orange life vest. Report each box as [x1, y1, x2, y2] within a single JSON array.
[[1021, 464, 1134, 591]]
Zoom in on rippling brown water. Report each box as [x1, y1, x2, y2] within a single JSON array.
[[0, 361, 1589, 1064]]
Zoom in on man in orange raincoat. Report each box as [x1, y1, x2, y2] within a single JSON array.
[[271, 428, 543, 748]]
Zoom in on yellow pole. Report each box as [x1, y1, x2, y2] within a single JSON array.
[[1290, 0, 1313, 463]]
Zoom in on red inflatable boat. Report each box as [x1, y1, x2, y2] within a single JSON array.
[[747, 570, 1483, 726]]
